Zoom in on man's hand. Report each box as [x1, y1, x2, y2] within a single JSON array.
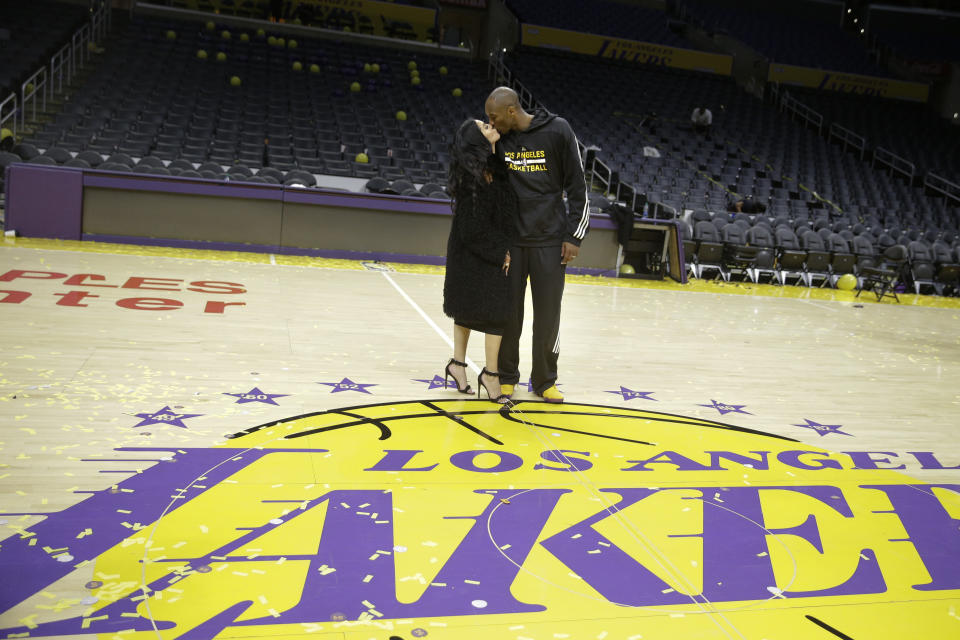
[[561, 242, 579, 264], [502, 250, 511, 275]]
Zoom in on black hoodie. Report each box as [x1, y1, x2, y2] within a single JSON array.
[[497, 108, 589, 247]]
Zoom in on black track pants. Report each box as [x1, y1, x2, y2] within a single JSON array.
[[497, 245, 566, 394]]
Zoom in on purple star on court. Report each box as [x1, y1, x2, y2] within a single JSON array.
[[318, 377, 377, 394], [698, 399, 751, 415], [793, 418, 853, 437], [605, 386, 657, 401], [413, 375, 457, 390], [223, 387, 289, 405], [131, 406, 203, 429]]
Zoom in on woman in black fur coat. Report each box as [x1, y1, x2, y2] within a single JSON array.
[[442, 118, 517, 403]]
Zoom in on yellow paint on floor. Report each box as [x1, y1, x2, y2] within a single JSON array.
[[3, 236, 958, 308]]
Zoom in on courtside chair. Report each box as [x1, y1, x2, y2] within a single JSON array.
[[720, 222, 757, 282], [773, 227, 806, 286], [932, 242, 960, 296], [906, 240, 938, 295], [746, 224, 777, 284], [857, 245, 909, 303], [799, 230, 833, 288], [826, 233, 857, 285], [692, 220, 725, 280]]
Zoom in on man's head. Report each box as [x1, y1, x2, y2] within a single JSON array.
[[485, 86, 524, 134]]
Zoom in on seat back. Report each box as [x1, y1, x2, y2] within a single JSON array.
[[799, 231, 826, 251], [775, 227, 801, 250], [694, 220, 721, 243], [907, 240, 933, 263], [801, 231, 830, 271], [828, 234, 856, 273], [721, 223, 746, 245], [746, 226, 774, 248], [852, 234, 875, 256], [932, 242, 954, 264]]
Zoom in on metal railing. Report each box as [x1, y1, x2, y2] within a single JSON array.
[[924, 173, 960, 205], [874, 146, 916, 182], [13, 0, 111, 132], [590, 158, 613, 195], [20, 68, 48, 129], [487, 50, 540, 112], [50, 43, 71, 96], [828, 122, 867, 160], [780, 91, 824, 134], [0, 93, 17, 138]]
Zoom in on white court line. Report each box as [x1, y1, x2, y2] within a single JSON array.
[[799, 298, 839, 312], [380, 271, 480, 373]]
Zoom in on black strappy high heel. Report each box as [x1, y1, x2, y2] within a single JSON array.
[[478, 367, 510, 404], [444, 358, 473, 394]]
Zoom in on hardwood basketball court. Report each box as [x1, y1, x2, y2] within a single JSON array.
[[1, 237, 958, 639]]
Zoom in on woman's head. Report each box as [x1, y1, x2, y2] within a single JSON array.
[[456, 118, 499, 152], [448, 118, 499, 198]]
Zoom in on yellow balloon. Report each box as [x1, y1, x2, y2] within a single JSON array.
[[836, 273, 857, 291]]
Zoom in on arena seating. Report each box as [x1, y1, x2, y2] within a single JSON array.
[[0, 0, 89, 96], [15, 13, 487, 187], [506, 0, 691, 48], [503, 47, 958, 293], [788, 88, 960, 178]]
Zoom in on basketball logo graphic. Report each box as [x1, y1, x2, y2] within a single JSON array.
[[1, 399, 957, 639]]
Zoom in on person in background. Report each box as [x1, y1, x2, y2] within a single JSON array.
[[692, 106, 713, 134]]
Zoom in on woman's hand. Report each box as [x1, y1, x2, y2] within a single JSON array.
[[502, 250, 511, 276]]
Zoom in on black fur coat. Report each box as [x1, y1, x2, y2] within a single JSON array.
[[442, 154, 517, 331]]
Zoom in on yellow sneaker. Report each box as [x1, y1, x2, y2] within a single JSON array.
[[538, 385, 564, 404], [500, 384, 515, 399]]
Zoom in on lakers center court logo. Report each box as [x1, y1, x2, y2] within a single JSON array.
[[1, 400, 958, 638]]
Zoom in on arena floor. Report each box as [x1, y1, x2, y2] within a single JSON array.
[[1, 237, 958, 639]]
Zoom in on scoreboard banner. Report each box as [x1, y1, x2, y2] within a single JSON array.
[[521, 24, 734, 76], [768, 62, 929, 102]]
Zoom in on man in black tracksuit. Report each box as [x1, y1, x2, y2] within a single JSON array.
[[485, 87, 589, 403]]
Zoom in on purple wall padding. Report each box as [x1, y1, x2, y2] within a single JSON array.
[[5, 164, 84, 240]]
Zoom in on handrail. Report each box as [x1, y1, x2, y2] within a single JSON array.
[[924, 172, 960, 205], [780, 91, 824, 134], [50, 43, 72, 96], [0, 93, 17, 138], [590, 158, 612, 195], [828, 122, 866, 160], [20, 67, 48, 128], [874, 146, 916, 181], [71, 23, 92, 77], [487, 49, 542, 112]]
